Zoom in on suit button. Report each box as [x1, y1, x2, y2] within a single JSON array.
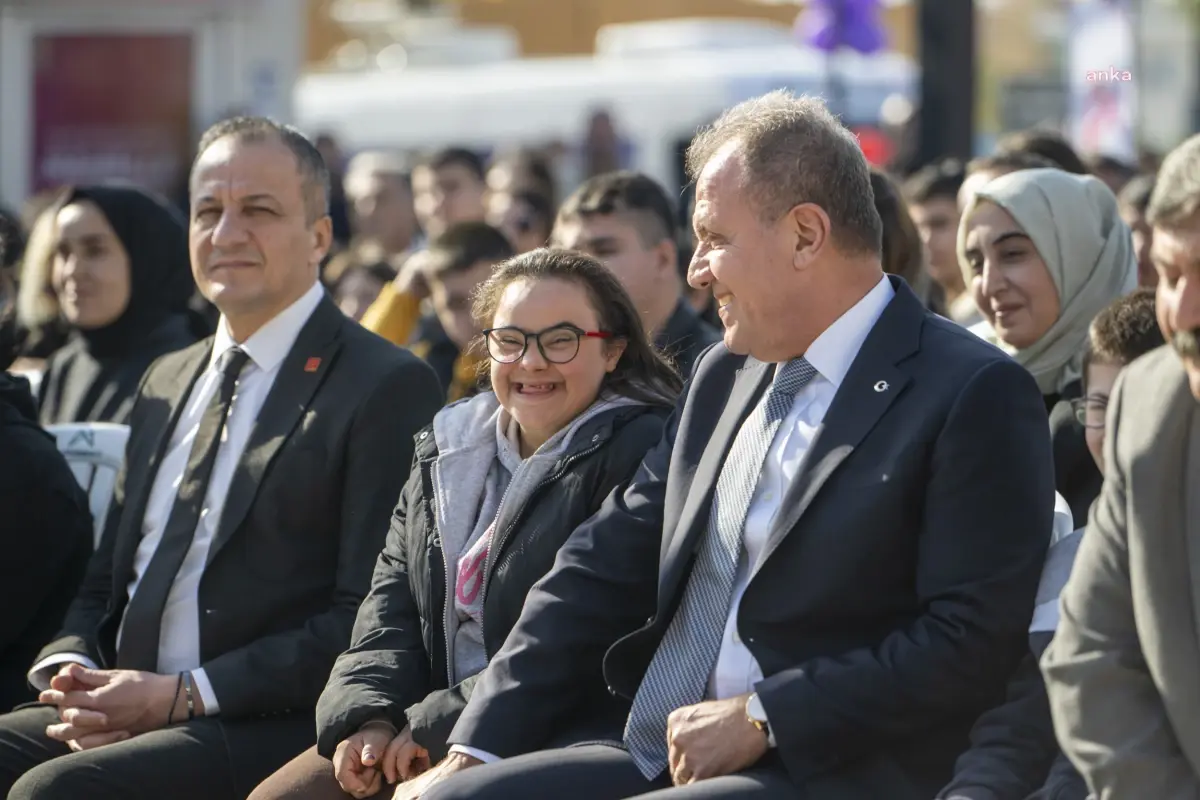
[[608, 685, 618, 696], [746, 636, 755, 644], [645, 616, 654, 626]]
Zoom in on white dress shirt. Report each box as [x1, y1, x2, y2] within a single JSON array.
[[30, 281, 325, 715], [451, 276, 895, 764], [705, 275, 894, 710]]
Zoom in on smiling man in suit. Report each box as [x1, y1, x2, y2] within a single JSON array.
[[398, 90, 1058, 800], [0, 117, 443, 800]]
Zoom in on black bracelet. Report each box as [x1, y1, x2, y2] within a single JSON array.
[[167, 673, 184, 726], [183, 672, 196, 720]]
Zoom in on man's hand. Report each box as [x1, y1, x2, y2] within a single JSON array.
[[334, 722, 396, 799], [392, 752, 482, 800], [393, 252, 431, 300], [39, 665, 180, 743], [666, 694, 769, 786]]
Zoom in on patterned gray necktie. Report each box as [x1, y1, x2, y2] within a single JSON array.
[[624, 357, 818, 780]]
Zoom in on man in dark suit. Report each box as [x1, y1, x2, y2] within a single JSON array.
[[0, 117, 443, 800], [400, 91, 1057, 800], [552, 170, 721, 378]]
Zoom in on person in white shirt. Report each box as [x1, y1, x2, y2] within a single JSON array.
[[0, 117, 442, 800], [398, 90, 1058, 800]]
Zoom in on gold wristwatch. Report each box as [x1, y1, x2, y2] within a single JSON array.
[[746, 693, 771, 740]]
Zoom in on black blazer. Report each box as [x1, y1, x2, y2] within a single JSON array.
[[314, 403, 669, 763], [0, 374, 92, 712], [35, 295, 444, 720], [449, 277, 1058, 799], [38, 314, 197, 425]]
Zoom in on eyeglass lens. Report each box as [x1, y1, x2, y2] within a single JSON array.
[[487, 327, 582, 363], [1073, 399, 1108, 429]]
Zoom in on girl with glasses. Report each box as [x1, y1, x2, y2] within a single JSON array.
[[251, 249, 683, 800]]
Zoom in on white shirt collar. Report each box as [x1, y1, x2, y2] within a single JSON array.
[[801, 275, 895, 390], [209, 281, 325, 374]]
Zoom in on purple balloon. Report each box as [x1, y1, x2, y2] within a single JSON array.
[[798, 0, 887, 55]]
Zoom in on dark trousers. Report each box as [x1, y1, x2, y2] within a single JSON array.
[[423, 744, 799, 800], [0, 705, 314, 800]]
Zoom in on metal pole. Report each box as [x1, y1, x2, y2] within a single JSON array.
[[915, 0, 975, 168], [828, 0, 845, 120]]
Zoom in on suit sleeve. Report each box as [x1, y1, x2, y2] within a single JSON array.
[[201, 356, 444, 719], [937, 652, 1059, 800], [755, 357, 1056, 782], [445, 407, 678, 757], [1041, 372, 1200, 800], [314, 466, 433, 758]]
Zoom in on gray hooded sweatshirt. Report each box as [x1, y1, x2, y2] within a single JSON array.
[[429, 390, 648, 684]]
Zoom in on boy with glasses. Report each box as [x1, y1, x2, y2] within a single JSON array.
[[1074, 288, 1165, 472]]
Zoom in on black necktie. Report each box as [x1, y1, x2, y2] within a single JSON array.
[[117, 347, 250, 672]]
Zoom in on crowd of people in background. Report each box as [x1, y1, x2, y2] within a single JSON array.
[[0, 87, 1197, 800]]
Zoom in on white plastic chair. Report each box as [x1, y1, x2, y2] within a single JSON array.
[[10, 369, 42, 399], [44, 423, 130, 548]]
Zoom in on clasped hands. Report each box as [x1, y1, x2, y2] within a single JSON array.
[[387, 693, 770, 800], [37, 663, 198, 752], [333, 721, 431, 799]]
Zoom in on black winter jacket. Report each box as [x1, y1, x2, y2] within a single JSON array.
[[315, 401, 669, 762]]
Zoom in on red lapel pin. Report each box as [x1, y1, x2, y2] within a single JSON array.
[[304, 357, 321, 373]]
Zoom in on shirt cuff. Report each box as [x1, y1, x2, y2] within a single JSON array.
[[27, 653, 99, 691], [190, 668, 220, 716], [449, 744, 502, 764]]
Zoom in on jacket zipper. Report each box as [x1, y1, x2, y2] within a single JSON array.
[[478, 437, 606, 658], [429, 460, 459, 688]]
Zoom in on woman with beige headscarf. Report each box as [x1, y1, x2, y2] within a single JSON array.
[[958, 167, 1136, 527]]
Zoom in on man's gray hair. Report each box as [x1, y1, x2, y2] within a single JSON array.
[[686, 90, 882, 257], [193, 116, 330, 224], [1147, 133, 1200, 229]]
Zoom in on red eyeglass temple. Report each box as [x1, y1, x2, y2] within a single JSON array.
[[582, 331, 614, 339]]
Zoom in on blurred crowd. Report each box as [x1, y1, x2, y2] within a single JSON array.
[[0, 90, 1198, 800]]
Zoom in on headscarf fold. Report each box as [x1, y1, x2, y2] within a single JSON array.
[[61, 184, 194, 357], [957, 168, 1137, 395]]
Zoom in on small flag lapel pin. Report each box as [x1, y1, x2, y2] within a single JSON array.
[[304, 357, 322, 373]]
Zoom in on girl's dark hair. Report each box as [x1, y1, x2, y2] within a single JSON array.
[[471, 248, 683, 407]]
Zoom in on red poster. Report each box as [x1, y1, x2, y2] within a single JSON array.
[[32, 35, 193, 197]]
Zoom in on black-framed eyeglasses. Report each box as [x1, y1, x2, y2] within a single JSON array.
[[1070, 396, 1108, 430], [481, 324, 615, 364]]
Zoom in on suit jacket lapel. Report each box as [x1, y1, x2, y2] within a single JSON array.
[[759, 277, 921, 564], [113, 347, 210, 587], [660, 358, 771, 599], [205, 298, 344, 566]]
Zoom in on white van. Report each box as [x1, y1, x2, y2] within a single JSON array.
[[294, 32, 916, 192]]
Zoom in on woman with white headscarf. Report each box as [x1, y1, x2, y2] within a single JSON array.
[[958, 168, 1137, 528]]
